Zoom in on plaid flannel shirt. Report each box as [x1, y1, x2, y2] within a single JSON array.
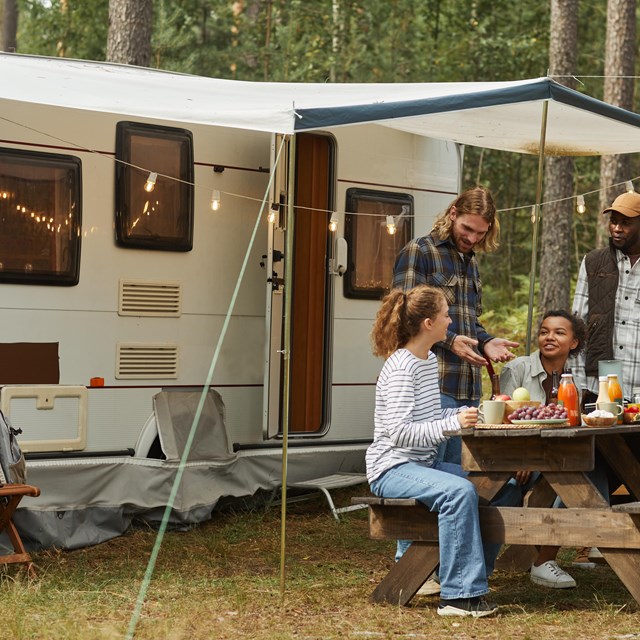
[[570, 250, 640, 398], [392, 233, 493, 402]]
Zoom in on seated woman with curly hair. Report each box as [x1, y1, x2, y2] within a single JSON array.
[[500, 310, 606, 588]]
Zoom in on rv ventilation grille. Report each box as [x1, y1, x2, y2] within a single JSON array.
[[116, 343, 179, 379], [119, 279, 181, 317]]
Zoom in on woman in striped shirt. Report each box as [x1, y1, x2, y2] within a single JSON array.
[[366, 285, 498, 618]]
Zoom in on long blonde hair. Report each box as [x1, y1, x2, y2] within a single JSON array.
[[431, 185, 500, 253], [371, 285, 446, 359]]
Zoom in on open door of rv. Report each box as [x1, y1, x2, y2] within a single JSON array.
[[263, 133, 335, 439]]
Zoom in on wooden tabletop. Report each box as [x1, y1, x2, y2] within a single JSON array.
[[459, 424, 640, 438]]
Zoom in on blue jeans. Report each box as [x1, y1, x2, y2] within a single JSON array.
[[437, 393, 480, 464], [370, 460, 489, 599]]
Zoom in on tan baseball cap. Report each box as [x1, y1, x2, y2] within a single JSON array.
[[603, 192, 640, 218]]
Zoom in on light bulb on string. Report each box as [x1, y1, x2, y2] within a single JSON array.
[[210, 190, 221, 211], [626, 180, 635, 193], [144, 172, 157, 193], [267, 202, 279, 224], [328, 213, 338, 232], [576, 195, 586, 214], [386, 215, 397, 235]]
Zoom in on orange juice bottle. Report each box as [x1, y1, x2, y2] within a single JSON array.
[[558, 373, 580, 426], [608, 374, 623, 424]]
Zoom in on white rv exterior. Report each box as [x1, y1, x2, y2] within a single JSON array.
[[0, 54, 460, 549]]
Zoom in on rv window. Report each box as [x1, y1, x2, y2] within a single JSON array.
[[115, 122, 194, 251], [343, 189, 413, 299], [0, 148, 81, 286]]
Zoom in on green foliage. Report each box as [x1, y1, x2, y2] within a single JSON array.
[[18, 0, 109, 60]]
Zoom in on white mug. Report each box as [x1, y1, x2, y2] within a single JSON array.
[[478, 400, 506, 425], [596, 401, 623, 417]]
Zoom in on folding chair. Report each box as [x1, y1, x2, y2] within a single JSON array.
[[0, 483, 41, 576]]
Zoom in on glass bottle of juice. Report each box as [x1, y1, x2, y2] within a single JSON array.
[[558, 373, 580, 426], [608, 374, 623, 424], [549, 370, 560, 404]]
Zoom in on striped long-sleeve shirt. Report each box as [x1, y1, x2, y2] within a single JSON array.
[[366, 349, 461, 483], [392, 233, 493, 402]]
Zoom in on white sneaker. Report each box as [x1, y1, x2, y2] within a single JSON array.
[[530, 561, 576, 589], [416, 577, 441, 596]]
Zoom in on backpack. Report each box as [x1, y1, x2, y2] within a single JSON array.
[[0, 409, 26, 485]]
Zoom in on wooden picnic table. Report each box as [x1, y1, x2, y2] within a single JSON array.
[[354, 423, 640, 606]]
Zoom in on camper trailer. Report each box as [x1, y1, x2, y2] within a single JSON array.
[[0, 54, 460, 549]]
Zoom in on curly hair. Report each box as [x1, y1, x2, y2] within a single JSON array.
[[371, 285, 446, 359], [539, 310, 588, 357], [430, 185, 500, 253]]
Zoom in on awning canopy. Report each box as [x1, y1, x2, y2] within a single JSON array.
[[2, 53, 640, 156]]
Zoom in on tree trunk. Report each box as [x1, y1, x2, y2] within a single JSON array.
[[2, 0, 18, 52], [597, 0, 636, 248], [106, 0, 153, 67], [538, 0, 578, 316]]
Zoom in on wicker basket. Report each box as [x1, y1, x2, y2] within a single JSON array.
[[583, 414, 617, 428]]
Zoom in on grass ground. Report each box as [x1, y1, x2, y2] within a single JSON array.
[[2, 486, 639, 639]]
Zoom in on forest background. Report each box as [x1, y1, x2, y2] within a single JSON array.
[[2, 0, 640, 369]]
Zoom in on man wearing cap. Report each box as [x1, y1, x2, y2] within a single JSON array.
[[569, 191, 640, 570], [571, 191, 640, 403]]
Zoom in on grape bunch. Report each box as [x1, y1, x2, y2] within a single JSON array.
[[507, 403, 568, 422]]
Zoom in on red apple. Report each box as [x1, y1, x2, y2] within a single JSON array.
[[495, 394, 511, 401]]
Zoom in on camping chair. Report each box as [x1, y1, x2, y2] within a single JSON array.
[[0, 483, 41, 576]]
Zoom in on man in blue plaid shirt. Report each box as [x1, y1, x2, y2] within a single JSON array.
[[393, 186, 518, 463]]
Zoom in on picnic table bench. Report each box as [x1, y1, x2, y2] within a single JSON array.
[[353, 424, 640, 607]]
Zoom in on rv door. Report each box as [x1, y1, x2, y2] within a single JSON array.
[[263, 133, 335, 440]]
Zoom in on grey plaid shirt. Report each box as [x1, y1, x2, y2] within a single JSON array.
[[570, 250, 640, 398]]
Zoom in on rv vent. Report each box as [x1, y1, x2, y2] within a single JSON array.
[[119, 280, 181, 317], [116, 343, 179, 379]]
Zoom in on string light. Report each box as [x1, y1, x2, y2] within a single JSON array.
[[386, 215, 396, 235], [328, 213, 338, 232], [144, 172, 157, 193], [10, 106, 640, 223], [267, 202, 279, 224], [576, 195, 586, 214], [210, 190, 221, 211]]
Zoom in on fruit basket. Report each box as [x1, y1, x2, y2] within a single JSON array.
[[623, 405, 640, 424]]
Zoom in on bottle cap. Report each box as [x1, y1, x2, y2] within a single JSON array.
[[607, 374, 617, 378], [599, 375, 609, 382], [561, 373, 571, 378]]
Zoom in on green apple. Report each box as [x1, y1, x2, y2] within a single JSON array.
[[512, 387, 531, 402]]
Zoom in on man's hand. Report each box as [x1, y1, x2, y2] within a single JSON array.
[[456, 407, 478, 428], [483, 338, 519, 363], [451, 335, 488, 366]]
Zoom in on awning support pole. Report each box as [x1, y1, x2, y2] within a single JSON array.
[[525, 100, 549, 355], [280, 135, 296, 604]]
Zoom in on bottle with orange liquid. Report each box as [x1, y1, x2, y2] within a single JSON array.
[[558, 372, 580, 426], [608, 374, 623, 424]]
